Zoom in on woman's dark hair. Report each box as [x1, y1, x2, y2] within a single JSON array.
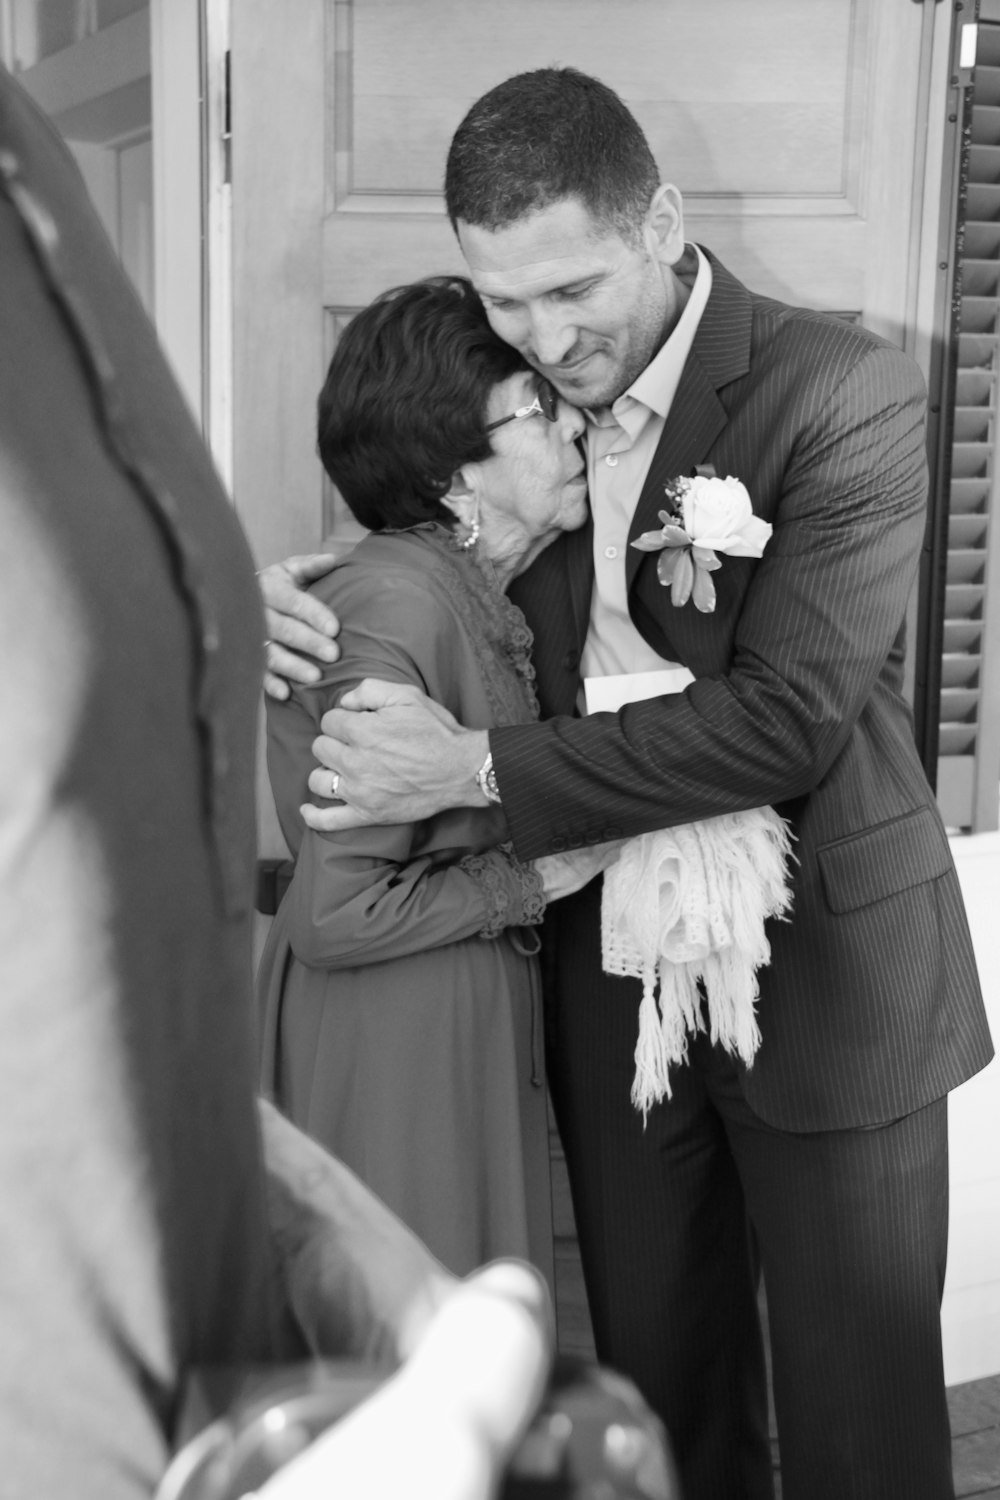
[[317, 276, 528, 531], [445, 68, 660, 244]]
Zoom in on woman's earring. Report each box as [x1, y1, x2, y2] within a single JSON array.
[[458, 507, 480, 551]]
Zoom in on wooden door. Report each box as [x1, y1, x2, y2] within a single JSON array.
[[232, 0, 934, 563], [231, 0, 936, 1356]]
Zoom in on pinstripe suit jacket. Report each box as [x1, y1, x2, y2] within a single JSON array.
[[502, 251, 993, 1131]]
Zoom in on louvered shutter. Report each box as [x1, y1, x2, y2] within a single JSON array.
[[934, 19, 1000, 832]]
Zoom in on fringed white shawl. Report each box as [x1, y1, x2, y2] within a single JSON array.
[[601, 807, 794, 1120]]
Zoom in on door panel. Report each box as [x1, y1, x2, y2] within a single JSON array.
[[327, 0, 891, 314]]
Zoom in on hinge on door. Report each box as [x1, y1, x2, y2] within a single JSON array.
[[222, 49, 232, 184]]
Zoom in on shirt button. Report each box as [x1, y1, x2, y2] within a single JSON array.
[[604, 546, 618, 559], [605, 454, 619, 467]]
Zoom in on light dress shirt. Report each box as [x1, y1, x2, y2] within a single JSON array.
[[579, 244, 712, 706]]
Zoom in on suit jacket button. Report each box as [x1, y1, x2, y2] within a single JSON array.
[[564, 648, 580, 671], [550, 837, 568, 853], [604, 827, 623, 839]]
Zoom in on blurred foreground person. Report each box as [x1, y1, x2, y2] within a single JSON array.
[[0, 60, 550, 1500]]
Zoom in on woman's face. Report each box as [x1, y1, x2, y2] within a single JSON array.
[[474, 371, 590, 549]]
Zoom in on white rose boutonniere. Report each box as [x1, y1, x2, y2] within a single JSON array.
[[631, 467, 772, 612]]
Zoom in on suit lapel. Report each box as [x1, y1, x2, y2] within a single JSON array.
[[625, 252, 754, 592], [564, 508, 594, 647], [508, 507, 593, 718], [514, 255, 757, 697], [624, 364, 727, 591]]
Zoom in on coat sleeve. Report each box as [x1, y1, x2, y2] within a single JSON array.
[[267, 564, 542, 970], [491, 340, 930, 860]]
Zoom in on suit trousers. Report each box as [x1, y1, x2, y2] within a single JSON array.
[[545, 879, 954, 1500]]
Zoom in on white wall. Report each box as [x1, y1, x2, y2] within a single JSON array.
[[942, 832, 1000, 1385]]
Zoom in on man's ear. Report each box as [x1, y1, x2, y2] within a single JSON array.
[[645, 183, 685, 267]]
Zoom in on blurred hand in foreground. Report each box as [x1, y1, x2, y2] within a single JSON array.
[[258, 1260, 553, 1500]]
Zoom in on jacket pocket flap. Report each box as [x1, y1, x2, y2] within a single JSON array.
[[817, 807, 952, 915]]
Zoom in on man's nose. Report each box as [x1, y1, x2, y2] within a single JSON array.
[[529, 304, 577, 367]]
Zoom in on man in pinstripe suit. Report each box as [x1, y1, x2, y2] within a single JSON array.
[[262, 69, 993, 1500]]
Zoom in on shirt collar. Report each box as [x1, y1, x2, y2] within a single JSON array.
[[592, 244, 713, 428]]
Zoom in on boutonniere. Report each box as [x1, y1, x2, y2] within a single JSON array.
[[630, 465, 772, 613]]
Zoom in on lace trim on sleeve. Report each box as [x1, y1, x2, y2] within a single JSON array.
[[460, 842, 546, 939]]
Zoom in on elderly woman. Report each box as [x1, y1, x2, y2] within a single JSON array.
[[256, 276, 589, 1283]]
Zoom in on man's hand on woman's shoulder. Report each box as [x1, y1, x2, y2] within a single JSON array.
[[301, 680, 491, 833], [259, 552, 342, 700]]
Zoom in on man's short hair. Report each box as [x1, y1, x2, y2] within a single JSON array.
[[316, 276, 527, 532], [444, 68, 660, 243]]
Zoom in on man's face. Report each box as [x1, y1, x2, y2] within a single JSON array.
[[457, 191, 686, 410]]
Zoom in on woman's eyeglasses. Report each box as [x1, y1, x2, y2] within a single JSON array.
[[485, 379, 559, 433]]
